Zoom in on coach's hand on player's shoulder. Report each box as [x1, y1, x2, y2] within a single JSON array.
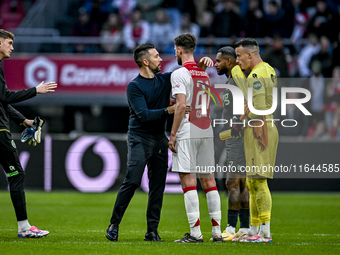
[[36, 81, 58, 94], [169, 134, 177, 153], [198, 56, 213, 70]]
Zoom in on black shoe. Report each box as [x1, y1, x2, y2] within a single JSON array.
[[174, 233, 204, 243], [106, 224, 119, 241], [144, 231, 163, 242], [212, 234, 225, 242]]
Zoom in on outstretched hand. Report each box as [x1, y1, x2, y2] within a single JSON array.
[[198, 56, 214, 70], [36, 81, 57, 94]]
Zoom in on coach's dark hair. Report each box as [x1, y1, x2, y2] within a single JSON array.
[[174, 33, 196, 53], [217, 46, 236, 60], [0, 29, 14, 40], [133, 43, 155, 68], [234, 38, 259, 54]]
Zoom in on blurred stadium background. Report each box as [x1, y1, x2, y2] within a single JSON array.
[[0, 0, 339, 192]]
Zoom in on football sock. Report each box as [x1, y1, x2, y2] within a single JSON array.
[[18, 220, 31, 232], [259, 222, 271, 238], [227, 209, 238, 234], [246, 178, 260, 227], [248, 225, 259, 236], [226, 224, 235, 235], [239, 228, 249, 233], [252, 178, 272, 224], [205, 187, 222, 236], [239, 209, 250, 229], [183, 187, 201, 238]]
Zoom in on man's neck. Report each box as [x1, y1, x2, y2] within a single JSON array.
[[181, 54, 195, 65], [250, 57, 263, 70], [140, 67, 155, 79]]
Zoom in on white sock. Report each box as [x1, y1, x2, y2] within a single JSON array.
[[248, 225, 259, 236], [239, 227, 249, 234], [184, 189, 201, 238], [259, 222, 271, 238], [18, 220, 31, 232], [205, 189, 222, 236], [226, 224, 236, 235]]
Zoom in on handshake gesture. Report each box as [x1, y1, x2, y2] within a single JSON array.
[[21, 116, 45, 146]]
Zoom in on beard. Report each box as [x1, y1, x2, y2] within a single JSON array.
[[217, 68, 227, 76], [177, 55, 182, 66], [150, 64, 161, 74]]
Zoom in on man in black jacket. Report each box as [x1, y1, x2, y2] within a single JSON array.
[[0, 29, 57, 238]]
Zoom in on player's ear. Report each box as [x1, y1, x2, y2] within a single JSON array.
[[142, 58, 149, 66]]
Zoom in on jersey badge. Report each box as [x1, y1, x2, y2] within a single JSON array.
[[253, 81, 262, 90]]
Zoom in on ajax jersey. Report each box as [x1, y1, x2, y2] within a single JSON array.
[[171, 61, 213, 139]]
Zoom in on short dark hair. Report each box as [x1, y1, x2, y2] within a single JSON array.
[[174, 33, 196, 53], [234, 38, 259, 54], [234, 38, 259, 49], [133, 43, 155, 68], [217, 46, 236, 60], [0, 29, 14, 40]]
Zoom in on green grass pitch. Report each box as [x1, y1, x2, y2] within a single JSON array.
[[0, 191, 339, 255]]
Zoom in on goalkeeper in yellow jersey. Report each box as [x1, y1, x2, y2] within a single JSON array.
[[234, 38, 279, 243]]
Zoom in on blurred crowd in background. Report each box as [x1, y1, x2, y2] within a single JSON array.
[[1, 0, 340, 139]]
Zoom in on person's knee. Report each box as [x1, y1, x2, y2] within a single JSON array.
[[252, 178, 267, 192], [226, 178, 239, 192], [240, 188, 250, 209], [200, 176, 216, 190], [8, 172, 25, 192]]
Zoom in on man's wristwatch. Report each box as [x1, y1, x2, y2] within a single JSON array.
[[164, 108, 168, 114]]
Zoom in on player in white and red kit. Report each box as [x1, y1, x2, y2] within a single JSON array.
[[169, 33, 223, 243]]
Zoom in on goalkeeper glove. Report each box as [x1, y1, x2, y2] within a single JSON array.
[[33, 116, 45, 143], [21, 116, 45, 146], [231, 116, 244, 138]]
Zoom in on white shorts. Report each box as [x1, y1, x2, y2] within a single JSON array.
[[172, 138, 215, 173]]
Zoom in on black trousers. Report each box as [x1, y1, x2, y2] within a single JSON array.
[[0, 131, 27, 221], [110, 133, 168, 232]]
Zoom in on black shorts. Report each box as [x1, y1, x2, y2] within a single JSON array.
[[225, 136, 246, 176], [0, 131, 24, 178]]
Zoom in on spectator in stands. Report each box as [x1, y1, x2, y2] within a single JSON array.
[[71, 8, 99, 53], [0, 0, 25, 30], [262, 34, 290, 77], [150, 8, 173, 53], [262, 0, 290, 37], [122, 8, 150, 52], [307, 0, 336, 41], [298, 33, 320, 77], [136, 0, 163, 22], [305, 60, 326, 139], [100, 12, 123, 53], [324, 66, 340, 138], [83, 0, 111, 29], [111, 0, 136, 24], [289, 0, 309, 46], [174, 13, 200, 39], [211, 0, 243, 38], [244, 0, 264, 37], [197, 10, 215, 54], [160, 0, 182, 32], [279, 92, 309, 136], [332, 30, 340, 68], [310, 36, 333, 78]]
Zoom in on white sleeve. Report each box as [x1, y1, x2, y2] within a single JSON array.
[[171, 68, 190, 97]]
